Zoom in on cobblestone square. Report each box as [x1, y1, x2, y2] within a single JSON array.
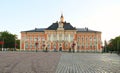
[[0, 52, 120, 73], [56, 53, 120, 73]]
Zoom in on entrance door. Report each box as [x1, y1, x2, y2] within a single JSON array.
[[53, 44, 57, 52], [59, 47, 62, 51], [59, 43, 62, 51]]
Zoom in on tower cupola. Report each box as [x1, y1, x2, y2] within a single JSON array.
[[60, 13, 64, 22]]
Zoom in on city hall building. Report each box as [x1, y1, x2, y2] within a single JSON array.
[[20, 14, 102, 52]]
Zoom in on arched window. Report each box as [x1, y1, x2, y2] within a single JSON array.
[[78, 36, 80, 41]]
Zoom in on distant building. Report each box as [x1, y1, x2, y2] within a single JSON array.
[[20, 14, 102, 52]]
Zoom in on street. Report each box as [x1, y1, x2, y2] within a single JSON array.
[[0, 52, 120, 73]]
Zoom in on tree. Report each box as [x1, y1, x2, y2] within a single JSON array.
[[16, 39, 20, 49], [103, 40, 109, 53], [0, 31, 19, 51], [104, 36, 120, 54]]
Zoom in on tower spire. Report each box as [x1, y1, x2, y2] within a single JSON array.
[[60, 13, 64, 22]]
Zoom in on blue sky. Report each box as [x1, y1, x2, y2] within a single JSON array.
[[0, 0, 120, 43]]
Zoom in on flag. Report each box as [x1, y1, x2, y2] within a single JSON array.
[[0, 41, 4, 45]]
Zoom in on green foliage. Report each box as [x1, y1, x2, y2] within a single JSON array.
[[16, 39, 20, 49], [104, 36, 120, 54], [0, 31, 20, 50]]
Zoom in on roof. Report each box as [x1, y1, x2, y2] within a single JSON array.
[[46, 22, 76, 30], [77, 28, 101, 33], [21, 24, 101, 33], [21, 28, 46, 32], [21, 27, 101, 33]]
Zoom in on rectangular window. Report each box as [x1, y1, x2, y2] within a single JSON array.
[[25, 37, 27, 41], [38, 36, 41, 41], [34, 38, 38, 42], [86, 45, 88, 48], [59, 34, 62, 41], [86, 37, 87, 40], [30, 36, 32, 41], [90, 45, 92, 48], [53, 34, 56, 41], [22, 36, 24, 41], [94, 42, 97, 46], [78, 42, 80, 47], [42, 37, 45, 41], [94, 46, 96, 48], [94, 37, 96, 41], [65, 35, 68, 41], [86, 43, 88, 46], [82, 37, 84, 41], [99, 38, 101, 42], [34, 37, 36, 42], [30, 44, 32, 49], [78, 36, 80, 41], [82, 45, 84, 48], [50, 34, 53, 41], [25, 43, 28, 48], [82, 43, 84, 46], [34, 43, 36, 48], [90, 37, 92, 41], [90, 42, 92, 46], [48, 34, 50, 41], [70, 35, 73, 41]]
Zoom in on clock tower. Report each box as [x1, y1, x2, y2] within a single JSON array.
[[57, 14, 64, 30]]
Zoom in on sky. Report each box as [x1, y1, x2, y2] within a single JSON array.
[[0, 0, 120, 43]]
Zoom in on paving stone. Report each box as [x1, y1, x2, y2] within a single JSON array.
[[55, 53, 120, 73], [0, 52, 119, 73]]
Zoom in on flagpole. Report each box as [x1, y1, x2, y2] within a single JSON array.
[[2, 38, 4, 51]]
